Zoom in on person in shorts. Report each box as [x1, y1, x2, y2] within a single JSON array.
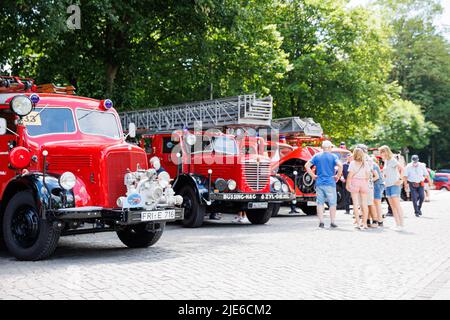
[[379, 145, 405, 231], [346, 148, 371, 230], [305, 140, 343, 229], [372, 156, 384, 226]]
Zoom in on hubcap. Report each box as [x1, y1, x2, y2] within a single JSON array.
[[10, 206, 40, 248]]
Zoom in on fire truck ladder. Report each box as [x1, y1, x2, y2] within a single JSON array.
[[119, 94, 273, 132], [271, 117, 323, 137]]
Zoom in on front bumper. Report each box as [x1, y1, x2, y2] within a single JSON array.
[[51, 206, 184, 225], [209, 192, 295, 202]]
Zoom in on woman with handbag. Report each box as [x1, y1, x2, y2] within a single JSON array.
[[379, 145, 405, 231]]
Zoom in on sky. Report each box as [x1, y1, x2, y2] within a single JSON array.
[[349, 0, 450, 40]]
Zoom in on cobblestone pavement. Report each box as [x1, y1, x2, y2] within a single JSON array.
[[1, 190, 449, 300]]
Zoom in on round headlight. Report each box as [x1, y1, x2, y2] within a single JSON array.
[[186, 134, 197, 146], [59, 171, 76, 190], [149, 185, 164, 200], [282, 183, 289, 193], [215, 178, 228, 192], [10, 95, 33, 117], [228, 179, 237, 191], [149, 156, 161, 170], [158, 171, 171, 188], [273, 180, 282, 191]]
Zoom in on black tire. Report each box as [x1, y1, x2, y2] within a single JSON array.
[[179, 185, 205, 228], [271, 203, 281, 217], [246, 204, 274, 224], [2, 191, 60, 261], [298, 203, 317, 215], [117, 223, 165, 248]]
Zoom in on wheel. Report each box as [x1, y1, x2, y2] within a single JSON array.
[[179, 185, 205, 228], [117, 223, 165, 248], [246, 204, 274, 224], [271, 203, 281, 217], [2, 191, 60, 261], [298, 203, 317, 215]]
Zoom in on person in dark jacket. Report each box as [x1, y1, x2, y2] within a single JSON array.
[[341, 155, 352, 214]]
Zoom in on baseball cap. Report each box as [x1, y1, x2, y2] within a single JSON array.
[[322, 140, 333, 148], [411, 155, 419, 162]]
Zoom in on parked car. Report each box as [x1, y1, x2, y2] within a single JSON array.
[[434, 172, 450, 190]]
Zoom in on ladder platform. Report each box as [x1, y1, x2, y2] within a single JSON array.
[[120, 94, 273, 132]]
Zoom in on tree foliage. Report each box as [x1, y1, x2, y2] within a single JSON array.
[[1, 0, 449, 167]]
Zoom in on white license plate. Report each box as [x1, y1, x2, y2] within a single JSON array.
[[248, 202, 268, 209], [141, 210, 175, 221], [307, 201, 317, 207]]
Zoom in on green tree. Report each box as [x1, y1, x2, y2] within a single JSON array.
[[378, 0, 450, 167], [272, 0, 394, 142], [367, 99, 438, 152]]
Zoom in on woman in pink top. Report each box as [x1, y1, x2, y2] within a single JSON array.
[[346, 148, 371, 230]]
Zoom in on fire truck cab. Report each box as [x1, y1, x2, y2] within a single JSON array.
[[142, 130, 293, 227], [0, 76, 183, 260]]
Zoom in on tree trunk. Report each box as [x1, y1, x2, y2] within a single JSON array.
[[106, 64, 118, 98]]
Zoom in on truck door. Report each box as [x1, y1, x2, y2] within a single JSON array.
[[0, 112, 18, 197]]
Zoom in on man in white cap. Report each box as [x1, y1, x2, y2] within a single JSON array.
[[305, 140, 343, 228], [404, 155, 429, 216]]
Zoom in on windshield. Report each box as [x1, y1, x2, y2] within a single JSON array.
[[76, 109, 121, 139], [212, 136, 238, 155], [25, 108, 76, 137]]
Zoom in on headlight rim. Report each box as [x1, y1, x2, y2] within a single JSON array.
[[272, 180, 282, 191], [157, 171, 171, 188], [59, 171, 76, 190], [227, 179, 237, 191], [9, 95, 34, 117]]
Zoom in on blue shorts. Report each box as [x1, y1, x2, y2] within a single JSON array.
[[316, 185, 337, 207], [385, 185, 401, 198], [374, 183, 384, 200]]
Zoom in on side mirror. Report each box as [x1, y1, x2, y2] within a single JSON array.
[[128, 122, 136, 138], [0, 118, 7, 135]]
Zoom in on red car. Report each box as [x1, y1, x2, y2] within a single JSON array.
[[0, 76, 183, 260], [434, 172, 450, 190]]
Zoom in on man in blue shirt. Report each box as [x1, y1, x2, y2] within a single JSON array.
[[305, 140, 343, 228]]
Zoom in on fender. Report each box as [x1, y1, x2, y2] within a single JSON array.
[[172, 173, 209, 204], [1, 173, 75, 217]]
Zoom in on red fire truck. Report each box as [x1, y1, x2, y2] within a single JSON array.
[[0, 76, 183, 260], [122, 95, 294, 227]]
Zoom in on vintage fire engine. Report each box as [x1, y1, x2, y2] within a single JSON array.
[[122, 94, 294, 227], [267, 117, 326, 215], [0, 76, 183, 260]]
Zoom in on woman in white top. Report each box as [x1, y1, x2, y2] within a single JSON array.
[[379, 145, 404, 231], [346, 148, 371, 230]]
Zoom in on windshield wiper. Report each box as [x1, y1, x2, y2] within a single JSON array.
[[77, 110, 96, 121], [29, 104, 49, 121]]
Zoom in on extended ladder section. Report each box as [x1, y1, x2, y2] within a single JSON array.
[[120, 94, 273, 132], [271, 117, 323, 137]]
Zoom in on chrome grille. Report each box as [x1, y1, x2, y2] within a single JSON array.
[[106, 151, 147, 208], [243, 160, 270, 191]]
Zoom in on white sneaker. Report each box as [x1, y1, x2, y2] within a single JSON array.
[[240, 217, 249, 224], [232, 216, 241, 223], [393, 225, 403, 232]]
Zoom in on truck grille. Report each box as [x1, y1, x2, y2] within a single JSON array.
[[243, 160, 270, 191], [47, 155, 93, 171], [105, 151, 147, 208]]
